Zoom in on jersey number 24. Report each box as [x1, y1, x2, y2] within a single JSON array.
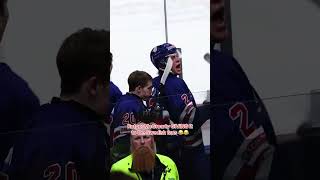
[[229, 102, 256, 138]]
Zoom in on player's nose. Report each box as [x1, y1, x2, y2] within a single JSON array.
[[140, 138, 145, 144]]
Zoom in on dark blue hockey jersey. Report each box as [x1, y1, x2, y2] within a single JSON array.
[[105, 81, 122, 137], [107, 81, 122, 118], [0, 63, 40, 170], [8, 97, 109, 180], [110, 93, 146, 162], [152, 74, 204, 148], [212, 49, 277, 180], [111, 93, 145, 141]]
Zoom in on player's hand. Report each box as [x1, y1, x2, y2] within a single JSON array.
[[138, 110, 159, 124]]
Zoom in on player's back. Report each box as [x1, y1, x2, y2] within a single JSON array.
[[110, 93, 146, 163], [0, 63, 40, 168], [108, 81, 122, 118], [112, 93, 145, 129], [106, 81, 122, 139], [8, 97, 109, 180], [212, 49, 276, 179]]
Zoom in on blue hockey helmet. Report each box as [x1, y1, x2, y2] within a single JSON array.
[[150, 43, 178, 71]]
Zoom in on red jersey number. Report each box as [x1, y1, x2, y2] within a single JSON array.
[[229, 102, 255, 137], [122, 112, 137, 125], [43, 162, 78, 180]]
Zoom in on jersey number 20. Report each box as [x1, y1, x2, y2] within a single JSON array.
[[43, 162, 78, 180], [122, 112, 137, 125]]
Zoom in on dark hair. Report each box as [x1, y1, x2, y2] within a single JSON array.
[[128, 71, 152, 92], [56, 28, 111, 95]]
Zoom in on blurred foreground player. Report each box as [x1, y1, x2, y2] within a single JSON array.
[[212, 0, 277, 179], [150, 43, 210, 180], [0, 0, 40, 172], [8, 28, 111, 180]]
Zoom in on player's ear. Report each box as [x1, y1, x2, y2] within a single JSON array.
[[87, 76, 99, 96], [135, 85, 142, 93]]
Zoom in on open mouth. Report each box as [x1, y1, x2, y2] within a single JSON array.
[[176, 64, 181, 70]]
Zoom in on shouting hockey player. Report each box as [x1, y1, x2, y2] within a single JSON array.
[[212, 0, 277, 179], [149, 43, 210, 180]]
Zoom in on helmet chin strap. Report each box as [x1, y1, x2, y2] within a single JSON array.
[[160, 56, 173, 86]]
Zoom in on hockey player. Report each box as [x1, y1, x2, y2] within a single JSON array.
[[106, 81, 122, 141], [8, 28, 111, 180], [0, 0, 40, 173], [212, 0, 277, 179], [110, 70, 153, 163], [149, 43, 210, 180], [108, 53, 123, 118], [109, 81, 122, 117], [105, 53, 122, 138]]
